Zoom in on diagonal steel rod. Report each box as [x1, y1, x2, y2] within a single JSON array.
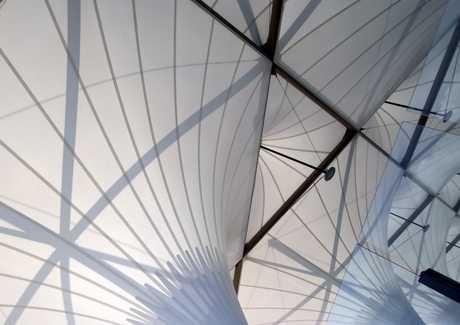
[[244, 131, 356, 257]]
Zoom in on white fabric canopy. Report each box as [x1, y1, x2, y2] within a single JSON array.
[[1, 0, 460, 324]]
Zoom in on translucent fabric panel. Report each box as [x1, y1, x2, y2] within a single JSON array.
[[240, 137, 391, 324], [365, 24, 459, 142], [408, 23, 456, 110], [277, 0, 457, 128], [363, 105, 460, 158], [362, 34, 460, 156], [436, 0, 460, 40], [366, 121, 460, 195], [389, 199, 456, 274], [439, 176, 460, 207], [424, 116, 460, 136], [363, 121, 460, 254], [358, 118, 460, 324], [329, 247, 424, 325], [389, 177, 428, 224], [405, 123, 460, 193], [388, 58, 429, 107], [431, 44, 460, 121], [201, 0, 271, 46], [0, 0, 271, 323], [447, 217, 460, 240], [420, 17, 460, 123], [245, 74, 345, 242], [395, 262, 460, 325], [389, 4, 460, 109]]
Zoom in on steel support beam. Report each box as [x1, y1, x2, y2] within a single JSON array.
[[400, 21, 460, 169], [232, 259, 244, 294], [275, 66, 355, 130], [244, 130, 357, 257], [388, 194, 435, 247], [231, 0, 284, 291], [266, 0, 283, 61]]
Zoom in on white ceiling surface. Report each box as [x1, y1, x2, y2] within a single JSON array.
[[1, 0, 460, 325], [0, 0, 268, 324]]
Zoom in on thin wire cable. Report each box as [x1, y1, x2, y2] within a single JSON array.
[[357, 244, 418, 276], [389, 227, 423, 253], [361, 121, 417, 130], [275, 75, 322, 163]]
